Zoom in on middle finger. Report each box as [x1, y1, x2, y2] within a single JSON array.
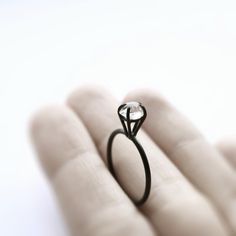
[[68, 86, 228, 236]]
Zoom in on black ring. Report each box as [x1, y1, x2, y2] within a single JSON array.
[[107, 102, 151, 206]]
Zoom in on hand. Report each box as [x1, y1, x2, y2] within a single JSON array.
[[31, 86, 236, 236]]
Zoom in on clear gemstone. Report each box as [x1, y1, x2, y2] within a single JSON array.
[[119, 102, 144, 120]]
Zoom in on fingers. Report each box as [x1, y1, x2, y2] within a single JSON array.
[[125, 89, 236, 234], [68, 87, 228, 236], [217, 136, 236, 169], [31, 106, 155, 236]]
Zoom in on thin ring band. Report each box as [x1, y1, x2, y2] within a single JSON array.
[[107, 102, 151, 206], [107, 129, 151, 206]]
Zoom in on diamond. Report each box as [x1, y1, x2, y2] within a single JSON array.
[[119, 102, 144, 121]]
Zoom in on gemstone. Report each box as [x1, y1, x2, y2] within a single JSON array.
[[119, 102, 144, 120]]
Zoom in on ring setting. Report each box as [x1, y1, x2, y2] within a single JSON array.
[[118, 102, 146, 138], [107, 101, 151, 206]]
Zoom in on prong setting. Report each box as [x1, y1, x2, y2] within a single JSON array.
[[118, 102, 147, 138]]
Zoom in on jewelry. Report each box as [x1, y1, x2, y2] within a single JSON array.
[[107, 102, 151, 206]]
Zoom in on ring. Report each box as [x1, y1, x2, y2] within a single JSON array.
[[107, 101, 151, 206]]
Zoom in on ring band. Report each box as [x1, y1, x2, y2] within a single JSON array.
[[107, 102, 151, 206]]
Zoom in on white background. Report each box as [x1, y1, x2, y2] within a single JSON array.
[[0, 1, 236, 235]]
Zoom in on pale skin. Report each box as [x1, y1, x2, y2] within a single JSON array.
[[31, 86, 236, 236]]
